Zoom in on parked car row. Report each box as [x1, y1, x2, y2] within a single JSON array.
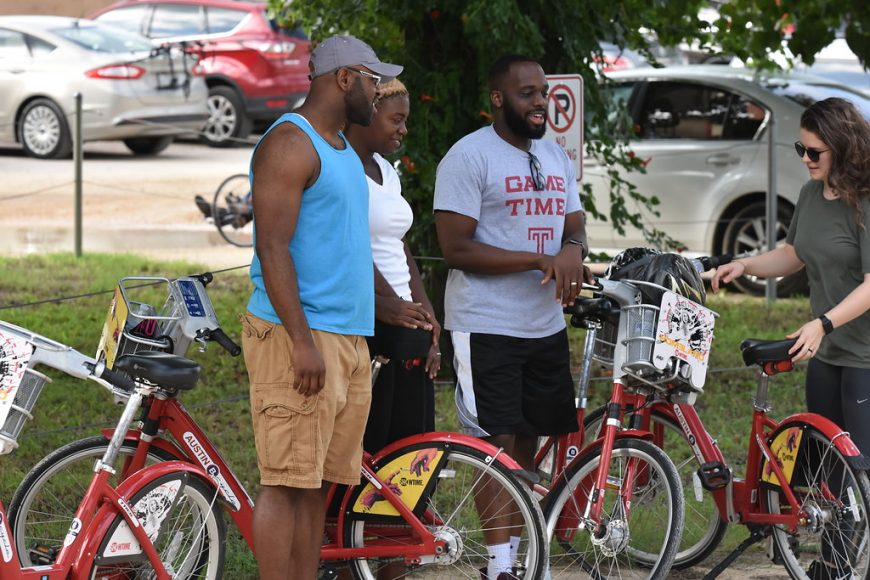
[[0, 1, 311, 158]]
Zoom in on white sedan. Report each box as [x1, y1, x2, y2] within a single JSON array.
[[585, 65, 870, 294], [0, 15, 207, 159]]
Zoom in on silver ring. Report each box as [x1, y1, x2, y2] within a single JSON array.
[[435, 352, 442, 356], [570, 282, 578, 286]]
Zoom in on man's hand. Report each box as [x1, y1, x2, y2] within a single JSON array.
[[375, 296, 433, 330], [292, 340, 326, 396], [424, 317, 442, 379], [541, 245, 595, 306]]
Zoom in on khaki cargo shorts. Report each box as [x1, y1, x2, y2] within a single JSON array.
[[240, 312, 372, 488]]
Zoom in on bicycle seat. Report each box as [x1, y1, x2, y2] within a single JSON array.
[[740, 338, 797, 367], [115, 351, 201, 391]]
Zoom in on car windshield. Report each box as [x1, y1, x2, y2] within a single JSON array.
[[51, 23, 152, 53], [765, 81, 870, 118]]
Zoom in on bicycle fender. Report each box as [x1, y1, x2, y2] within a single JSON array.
[[73, 461, 216, 575], [100, 427, 186, 459], [770, 415, 870, 469], [370, 431, 526, 470]]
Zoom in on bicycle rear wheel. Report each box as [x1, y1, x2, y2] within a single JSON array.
[[583, 406, 727, 569], [544, 437, 684, 579], [766, 426, 870, 579], [342, 441, 547, 579], [8, 436, 176, 566], [88, 472, 225, 579], [212, 173, 253, 247]]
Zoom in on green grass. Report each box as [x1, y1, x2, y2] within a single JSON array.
[[0, 254, 813, 576]]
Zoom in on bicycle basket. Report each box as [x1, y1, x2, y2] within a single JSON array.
[[0, 326, 52, 455], [96, 278, 180, 368]]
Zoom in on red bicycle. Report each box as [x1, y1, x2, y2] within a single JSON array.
[[575, 257, 870, 578], [5, 274, 549, 579], [0, 319, 226, 579]]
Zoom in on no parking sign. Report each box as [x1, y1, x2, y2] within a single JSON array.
[[544, 74, 583, 181]]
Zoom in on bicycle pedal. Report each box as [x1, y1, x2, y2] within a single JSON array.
[[697, 461, 731, 491], [28, 544, 58, 565], [194, 195, 213, 219]]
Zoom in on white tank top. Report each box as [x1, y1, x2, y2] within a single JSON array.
[[368, 153, 413, 300]]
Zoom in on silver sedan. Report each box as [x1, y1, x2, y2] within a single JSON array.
[[0, 15, 207, 159]]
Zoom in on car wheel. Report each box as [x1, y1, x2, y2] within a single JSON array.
[[123, 136, 174, 156], [721, 200, 809, 296], [201, 86, 251, 148], [18, 98, 72, 159]]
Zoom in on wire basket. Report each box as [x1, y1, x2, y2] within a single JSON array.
[[0, 367, 51, 454]]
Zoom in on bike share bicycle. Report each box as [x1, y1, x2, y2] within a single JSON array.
[[6, 273, 549, 579], [578, 252, 870, 579], [0, 319, 225, 578]]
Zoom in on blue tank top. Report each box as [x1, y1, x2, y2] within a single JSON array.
[[247, 113, 374, 336]]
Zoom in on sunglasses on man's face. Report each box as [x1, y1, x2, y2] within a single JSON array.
[[343, 67, 382, 87], [794, 141, 829, 163], [529, 152, 545, 191]]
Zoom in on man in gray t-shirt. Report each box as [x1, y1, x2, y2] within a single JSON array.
[[434, 54, 592, 580]]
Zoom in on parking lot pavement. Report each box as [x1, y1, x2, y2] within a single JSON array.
[[0, 139, 255, 267]]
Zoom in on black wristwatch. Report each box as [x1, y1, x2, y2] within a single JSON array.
[[564, 238, 588, 259], [819, 314, 834, 335]]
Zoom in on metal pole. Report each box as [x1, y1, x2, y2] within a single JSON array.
[[74, 93, 83, 257], [765, 110, 777, 304]]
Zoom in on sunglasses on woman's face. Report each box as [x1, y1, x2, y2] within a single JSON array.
[[794, 141, 829, 163]]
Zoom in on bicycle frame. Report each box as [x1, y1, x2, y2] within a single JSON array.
[[98, 392, 535, 563], [627, 371, 865, 532]]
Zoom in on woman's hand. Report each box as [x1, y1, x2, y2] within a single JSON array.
[[375, 296, 433, 330], [787, 319, 826, 362], [424, 317, 442, 379], [711, 261, 746, 293]]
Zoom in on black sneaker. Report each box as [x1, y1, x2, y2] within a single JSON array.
[[194, 195, 213, 218]]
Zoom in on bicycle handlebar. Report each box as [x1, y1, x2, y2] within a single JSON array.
[[94, 363, 138, 393], [206, 328, 242, 357], [692, 254, 733, 273]]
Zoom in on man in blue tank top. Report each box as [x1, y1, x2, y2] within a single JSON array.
[[239, 35, 401, 580]]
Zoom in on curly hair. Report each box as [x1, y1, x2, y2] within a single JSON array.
[[375, 78, 408, 105], [800, 97, 870, 226]]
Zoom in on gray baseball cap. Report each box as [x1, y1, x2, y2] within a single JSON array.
[[309, 35, 403, 80]]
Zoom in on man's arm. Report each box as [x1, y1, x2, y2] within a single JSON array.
[[252, 124, 324, 396], [434, 210, 549, 274]]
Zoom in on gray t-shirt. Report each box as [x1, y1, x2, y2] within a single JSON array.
[[434, 125, 583, 338], [787, 179, 870, 368]]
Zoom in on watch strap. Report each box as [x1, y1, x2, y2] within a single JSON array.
[[819, 314, 834, 335]]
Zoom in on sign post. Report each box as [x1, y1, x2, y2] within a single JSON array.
[[543, 74, 584, 181]]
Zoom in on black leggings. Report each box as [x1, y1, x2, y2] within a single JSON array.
[[805, 358, 870, 454]]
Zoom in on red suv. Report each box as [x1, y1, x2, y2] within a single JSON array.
[[91, 0, 310, 147]]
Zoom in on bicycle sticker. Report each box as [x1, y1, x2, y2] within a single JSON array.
[[95, 286, 129, 369], [102, 479, 182, 558], [0, 512, 12, 563], [63, 517, 82, 548], [652, 291, 716, 389], [0, 329, 33, 426], [183, 431, 241, 509], [761, 426, 803, 487], [353, 448, 444, 516]]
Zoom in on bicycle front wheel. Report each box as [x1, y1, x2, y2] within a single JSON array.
[[342, 442, 547, 579], [8, 436, 177, 566], [766, 426, 870, 579], [544, 437, 684, 579], [88, 472, 226, 579], [583, 406, 728, 569], [212, 173, 253, 247]]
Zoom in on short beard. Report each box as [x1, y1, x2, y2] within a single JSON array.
[[345, 78, 374, 126], [503, 100, 546, 140]]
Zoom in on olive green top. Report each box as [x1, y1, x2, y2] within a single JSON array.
[[787, 179, 870, 368]]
